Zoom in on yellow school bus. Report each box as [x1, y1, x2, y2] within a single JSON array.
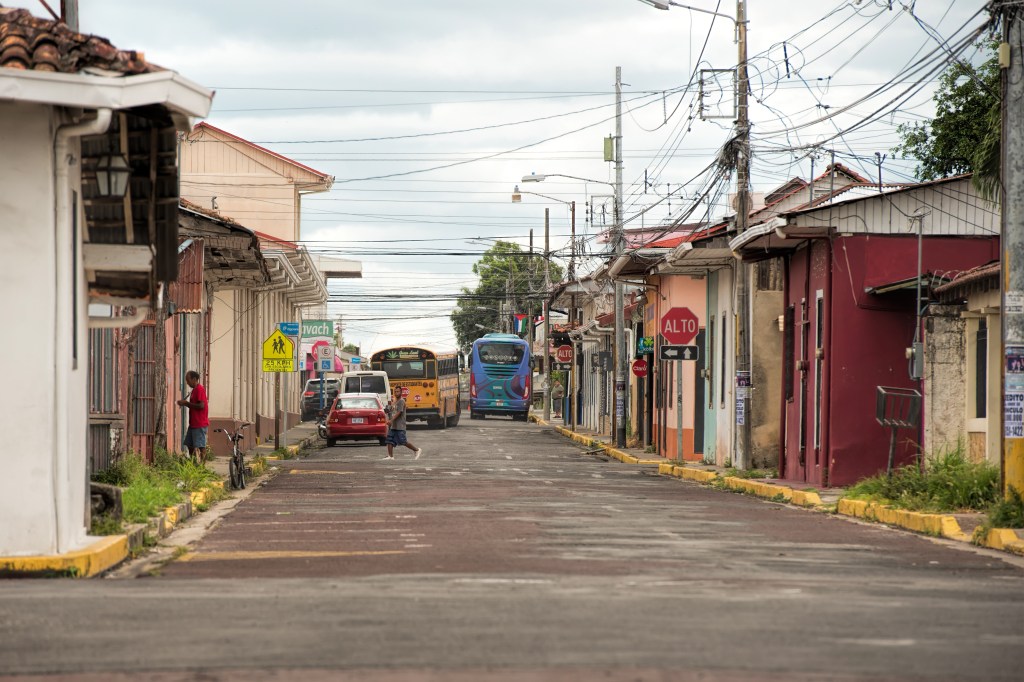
[[370, 346, 461, 428]]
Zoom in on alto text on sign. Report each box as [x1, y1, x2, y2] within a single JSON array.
[[660, 307, 699, 345]]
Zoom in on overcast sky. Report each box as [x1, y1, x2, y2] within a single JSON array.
[[10, 0, 994, 353]]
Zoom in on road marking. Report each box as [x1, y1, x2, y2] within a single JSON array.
[[505, 456, 513, 460], [179, 549, 406, 562], [289, 469, 356, 475]]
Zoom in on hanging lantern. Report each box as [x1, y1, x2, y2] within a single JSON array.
[[94, 153, 131, 197]]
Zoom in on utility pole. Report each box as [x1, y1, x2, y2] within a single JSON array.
[[1001, 5, 1024, 497], [733, 0, 752, 470], [569, 200, 577, 429], [543, 208, 552, 422], [614, 66, 627, 448]]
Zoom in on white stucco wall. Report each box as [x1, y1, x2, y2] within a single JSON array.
[[0, 102, 90, 555]]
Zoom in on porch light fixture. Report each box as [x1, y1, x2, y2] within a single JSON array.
[[512, 184, 522, 202], [94, 153, 131, 197]]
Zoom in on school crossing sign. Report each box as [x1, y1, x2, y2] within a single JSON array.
[[262, 329, 295, 372]]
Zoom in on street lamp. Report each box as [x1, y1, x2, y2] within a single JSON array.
[[638, 0, 752, 468], [524, 170, 625, 446]]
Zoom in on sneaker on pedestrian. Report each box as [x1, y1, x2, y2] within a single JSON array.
[[382, 455, 395, 461], [414, 448, 423, 460]]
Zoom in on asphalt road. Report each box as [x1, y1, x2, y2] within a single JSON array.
[[1, 419, 1022, 681]]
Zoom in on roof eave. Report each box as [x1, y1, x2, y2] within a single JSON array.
[[0, 68, 213, 126]]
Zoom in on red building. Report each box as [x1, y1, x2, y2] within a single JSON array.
[[732, 175, 1000, 487]]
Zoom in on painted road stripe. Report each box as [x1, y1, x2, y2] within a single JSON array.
[[289, 469, 356, 475], [179, 550, 406, 562]]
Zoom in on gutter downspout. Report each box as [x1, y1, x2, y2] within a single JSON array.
[[55, 108, 112, 551]]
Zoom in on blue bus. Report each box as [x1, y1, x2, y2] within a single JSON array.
[[468, 333, 532, 421]]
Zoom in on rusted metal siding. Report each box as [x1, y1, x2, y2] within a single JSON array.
[[169, 239, 204, 314]]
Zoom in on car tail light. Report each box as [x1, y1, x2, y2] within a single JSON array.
[[304, 391, 315, 397], [377, 411, 386, 423], [470, 372, 477, 397], [329, 412, 341, 423], [524, 375, 530, 400]]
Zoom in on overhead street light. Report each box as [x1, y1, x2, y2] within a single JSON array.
[[635, 0, 740, 31], [638, 0, 752, 468]]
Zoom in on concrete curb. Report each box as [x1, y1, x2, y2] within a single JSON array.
[[0, 479, 230, 578], [0, 535, 128, 578], [539, 418, 1024, 556], [836, 498, 969, 541]]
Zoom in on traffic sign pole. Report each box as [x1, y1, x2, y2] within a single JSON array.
[[677, 352, 683, 462]]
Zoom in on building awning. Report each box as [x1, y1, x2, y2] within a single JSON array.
[[730, 217, 832, 261], [864, 273, 951, 296]]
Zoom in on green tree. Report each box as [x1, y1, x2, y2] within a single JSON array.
[[450, 240, 564, 351], [892, 42, 1001, 198]]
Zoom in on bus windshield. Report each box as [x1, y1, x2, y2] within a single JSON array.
[[477, 342, 525, 366]]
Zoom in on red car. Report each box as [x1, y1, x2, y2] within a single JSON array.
[[325, 393, 388, 447]]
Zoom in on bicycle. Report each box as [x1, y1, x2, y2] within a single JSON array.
[[215, 423, 251, 490]]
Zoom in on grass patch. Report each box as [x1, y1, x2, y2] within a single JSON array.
[[843, 444, 1000, 513], [89, 514, 123, 536], [986, 486, 1024, 529], [92, 450, 224, 524]]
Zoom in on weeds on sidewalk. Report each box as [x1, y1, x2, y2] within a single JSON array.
[[93, 450, 223, 524], [987, 487, 1024, 528], [844, 444, 999, 513]]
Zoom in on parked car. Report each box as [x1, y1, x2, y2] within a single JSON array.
[[324, 393, 388, 447], [302, 378, 342, 421]]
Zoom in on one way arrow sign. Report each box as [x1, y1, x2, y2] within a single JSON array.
[[660, 344, 700, 361]]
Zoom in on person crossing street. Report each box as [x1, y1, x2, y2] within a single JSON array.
[[384, 385, 422, 460]]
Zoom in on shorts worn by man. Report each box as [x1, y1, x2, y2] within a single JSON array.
[[384, 386, 422, 460], [177, 370, 209, 461]]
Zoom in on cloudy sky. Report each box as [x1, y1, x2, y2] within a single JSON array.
[[12, 0, 994, 353]]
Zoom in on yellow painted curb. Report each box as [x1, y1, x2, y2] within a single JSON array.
[[658, 462, 675, 476], [723, 476, 793, 502], [791, 489, 824, 507], [0, 535, 128, 578], [672, 465, 719, 483], [974, 528, 1024, 554], [836, 499, 967, 540]]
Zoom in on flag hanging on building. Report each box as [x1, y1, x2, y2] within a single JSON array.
[[534, 314, 545, 327], [513, 314, 528, 333]]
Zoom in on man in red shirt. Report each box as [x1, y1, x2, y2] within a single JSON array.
[[177, 370, 209, 462]]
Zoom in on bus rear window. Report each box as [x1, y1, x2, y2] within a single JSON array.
[[345, 376, 387, 394], [382, 360, 426, 378], [478, 343, 525, 365]]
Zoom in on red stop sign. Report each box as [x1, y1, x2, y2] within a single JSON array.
[[555, 345, 573, 363], [631, 359, 648, 377], [661, 307, 699, 344]]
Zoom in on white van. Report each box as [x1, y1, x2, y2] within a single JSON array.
[[339, 370, 391, 411]]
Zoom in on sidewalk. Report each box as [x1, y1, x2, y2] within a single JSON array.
[[1, 421, 322, 579], [206, 421, 321, 479], [530, 412, 1024, 557]]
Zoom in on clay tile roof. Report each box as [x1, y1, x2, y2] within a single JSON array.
[[0, 7, 157, 74]]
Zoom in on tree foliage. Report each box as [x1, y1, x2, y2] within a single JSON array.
[[892, 42, 1001, 198], [450, 240, 564, 351]]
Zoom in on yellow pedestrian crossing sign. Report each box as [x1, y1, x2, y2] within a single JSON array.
[[262, 329, 295, 372]]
